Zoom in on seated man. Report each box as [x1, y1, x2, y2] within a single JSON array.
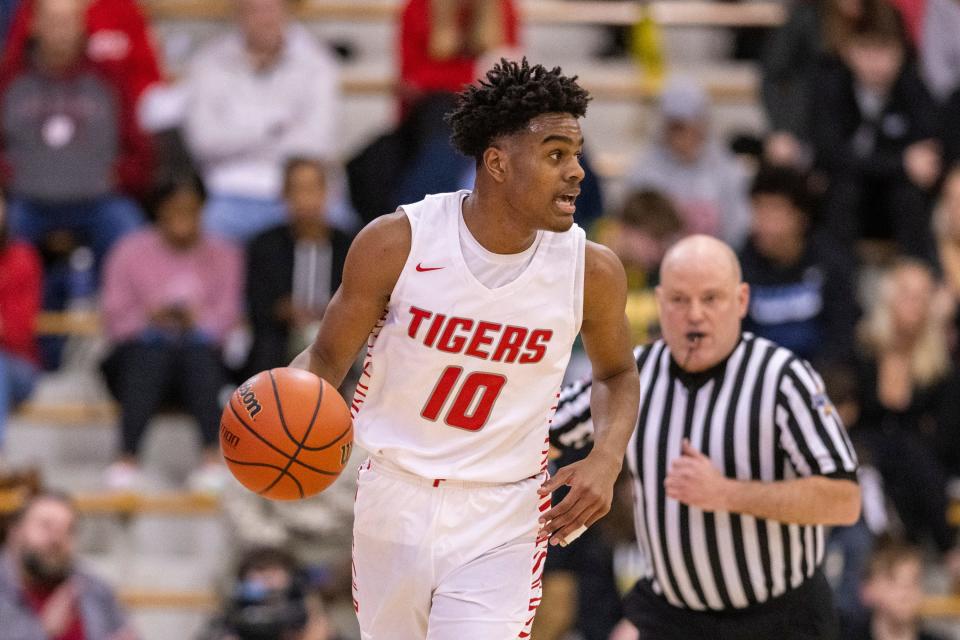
[[183, 0, 341, 245], [624, 76, 752, 250], [0, 0, 146, 282], [244, 158, 351, 378], [100, 174, 242, 492], [811, 3, 941, 260], [0, 491, 136, 639]]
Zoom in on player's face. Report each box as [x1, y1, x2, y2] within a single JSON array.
[[505, 113, 585, 232], [656, 253, 749, 372]]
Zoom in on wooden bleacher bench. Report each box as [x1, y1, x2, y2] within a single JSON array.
[[0, 488, 220, 516], [119, 588, 218, 610], [921, 595, 960, 618], [144, 0, 786, 28], [14, 400, 117, 423], [35, 310, 101, 337], [107, 590, 960, 617]]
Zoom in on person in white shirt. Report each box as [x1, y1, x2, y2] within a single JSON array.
[[182, 0, 341, 245]]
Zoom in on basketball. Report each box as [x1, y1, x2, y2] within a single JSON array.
[[219, 368, 353, 501]]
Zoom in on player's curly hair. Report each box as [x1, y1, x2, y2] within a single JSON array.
[[447, 58, 591, 161]]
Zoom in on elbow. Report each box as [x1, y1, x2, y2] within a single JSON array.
[[834, 481, 862, 526]]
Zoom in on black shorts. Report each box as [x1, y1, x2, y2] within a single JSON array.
[[624, 571, 839, 640]]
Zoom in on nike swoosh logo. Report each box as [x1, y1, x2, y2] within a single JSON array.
[[416, 263, 444, 272]]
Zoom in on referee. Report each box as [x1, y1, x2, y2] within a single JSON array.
[[546, 235, 861, 640]]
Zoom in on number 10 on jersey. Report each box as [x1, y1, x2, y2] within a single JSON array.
[[420, 366, 507, 431]]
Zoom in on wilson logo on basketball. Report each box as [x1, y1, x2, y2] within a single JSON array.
[[220, 424, 240, 448], [237, 382, 262, 419]]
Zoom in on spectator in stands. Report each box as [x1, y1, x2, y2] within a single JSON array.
[[198, 546, 339, 640], [596, 189, 681, 345], [0, 0, 146, 275], [220, 454, 358, 638], [624, 75, 752, 250], [100, 174, 242, 492], [0, 491, 137, 640], [1, 0, 162, 108], [739, 166, 858, 365], [398, 0, 520, 116], [936, 164, 960, 312], [0, 188, 41, 468], [760, 0, 909, 168], [183, 0, 340, 246], [854, 260, 960, 579], [244, 158, 351, 379], [841, 536, 947, 640], [761, 0, 845, 167], [810, 4, 941, 261], [920, 0, 960, 103]]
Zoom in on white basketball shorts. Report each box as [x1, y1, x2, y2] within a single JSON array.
[[351, 458, 550, 639]]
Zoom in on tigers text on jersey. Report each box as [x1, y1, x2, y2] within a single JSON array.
[[351, 191, 586, 483]]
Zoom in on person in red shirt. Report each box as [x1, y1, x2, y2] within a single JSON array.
[[398, 0, 520, 116], [0, 188, 40, 466]]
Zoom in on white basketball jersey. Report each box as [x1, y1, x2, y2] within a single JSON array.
[[352, 191, 586, 483]]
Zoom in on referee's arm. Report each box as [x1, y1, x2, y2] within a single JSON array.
[[666, 359, 861, 526], [548, 346, 644, 452]]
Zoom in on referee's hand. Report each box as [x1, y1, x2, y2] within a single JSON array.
[[664, 439, 731, 512], [537, 449, 621, 546]]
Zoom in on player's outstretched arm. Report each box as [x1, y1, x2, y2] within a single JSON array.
[[539, 241, 640, 545], [290, 212, 411, 387]]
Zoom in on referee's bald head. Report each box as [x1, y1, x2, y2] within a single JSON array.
[[656, 235, 749, 372], [661, 234, 742, 284]]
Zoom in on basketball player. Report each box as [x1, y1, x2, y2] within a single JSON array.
[[291, 58, 640, 638]]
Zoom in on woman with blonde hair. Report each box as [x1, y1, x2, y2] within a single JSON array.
[[855, 259, 960, 572]]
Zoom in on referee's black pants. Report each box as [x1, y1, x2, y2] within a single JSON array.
[[624, 571, 839, 640]]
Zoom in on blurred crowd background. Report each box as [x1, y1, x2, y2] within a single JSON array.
[[1, 0, 960, 638]]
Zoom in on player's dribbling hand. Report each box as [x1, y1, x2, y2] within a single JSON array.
[[664, 439, 731, 512], [537, 449, 621, 546]]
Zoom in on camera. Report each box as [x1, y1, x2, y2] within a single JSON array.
[[223, 579, 309, 640]]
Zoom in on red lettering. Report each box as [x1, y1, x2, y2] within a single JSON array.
[[423, 314, 446, 348], [421, 366, 462, 421], [492, 326, 528, 363], [464, 321, 502, 360], [520, 329, 553, 364], [437, 317, 474, 353], [408, 306, 433, 339]]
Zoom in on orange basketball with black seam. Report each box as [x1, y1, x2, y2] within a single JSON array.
[[219, 367, 353, 500]]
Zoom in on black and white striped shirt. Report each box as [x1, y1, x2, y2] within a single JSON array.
[[552, 333, 858, 611]]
